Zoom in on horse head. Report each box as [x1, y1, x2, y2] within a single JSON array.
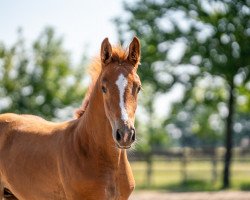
[[99, 37, 141, 149]]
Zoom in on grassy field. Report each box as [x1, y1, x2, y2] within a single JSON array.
[[130, 159, 250, 191]]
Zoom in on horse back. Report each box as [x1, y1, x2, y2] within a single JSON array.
[[0, 113, 66, 135], [0, 113, 75, 152]]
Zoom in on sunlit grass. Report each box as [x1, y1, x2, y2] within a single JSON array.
[[130, 159, 250, 191]]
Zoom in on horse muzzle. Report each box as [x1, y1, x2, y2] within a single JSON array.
[[115, 126, 136, 149]]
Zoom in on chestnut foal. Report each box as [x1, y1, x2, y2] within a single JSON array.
[[0, 37, 141, 200]]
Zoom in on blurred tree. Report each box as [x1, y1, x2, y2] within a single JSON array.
[[234, 82, 250, 147], [136, 83, 169, 186], [170, 74, 227, 183], [115, 0, 250, 188], [0, 27, 85, 120], [171, 75, 226, 147]]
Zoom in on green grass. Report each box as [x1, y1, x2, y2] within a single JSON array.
[[240, 182, 250, 191], [130, 160, 250, 191]]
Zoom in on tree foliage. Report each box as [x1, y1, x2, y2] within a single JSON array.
[[0, 27, 85, 120]]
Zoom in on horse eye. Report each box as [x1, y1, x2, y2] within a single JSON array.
[[102, 86, 107, 93], [137, 86, 141, 93]]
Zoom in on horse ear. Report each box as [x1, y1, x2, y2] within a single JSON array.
[[127, 37, 141, 66], [101, 38, 112, 65]]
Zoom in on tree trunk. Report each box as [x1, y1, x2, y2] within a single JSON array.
[[223, 81, 235, 188]]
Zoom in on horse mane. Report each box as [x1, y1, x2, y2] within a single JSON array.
[[75, 46, 128, 119]]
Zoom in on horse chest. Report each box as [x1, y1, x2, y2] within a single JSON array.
[[103, 170, 133, 200], [104, 181, 119, 200]]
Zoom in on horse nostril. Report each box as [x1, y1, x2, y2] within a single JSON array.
[[116, 129, 122, 141], [131, 128, 136, 141]]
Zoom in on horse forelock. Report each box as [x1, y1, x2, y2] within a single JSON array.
[[74, 46, 128, 119]]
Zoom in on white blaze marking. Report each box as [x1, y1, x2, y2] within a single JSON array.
[[115, 74, 129, 122]]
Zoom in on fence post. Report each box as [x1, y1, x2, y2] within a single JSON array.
[[181, 148, 187, 183], [211, 148, 218, 184], [145, 151, 153, 187]]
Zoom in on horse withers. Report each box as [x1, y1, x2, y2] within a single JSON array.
[[0, 37, 141, 200]]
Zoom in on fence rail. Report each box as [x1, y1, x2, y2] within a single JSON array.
[[128, 148, 250, 190]]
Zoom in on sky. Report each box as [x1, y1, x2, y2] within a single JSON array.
[[0, 0, 124, 62]]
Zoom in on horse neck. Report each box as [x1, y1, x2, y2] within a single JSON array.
[[76, 79, 122, 166]]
